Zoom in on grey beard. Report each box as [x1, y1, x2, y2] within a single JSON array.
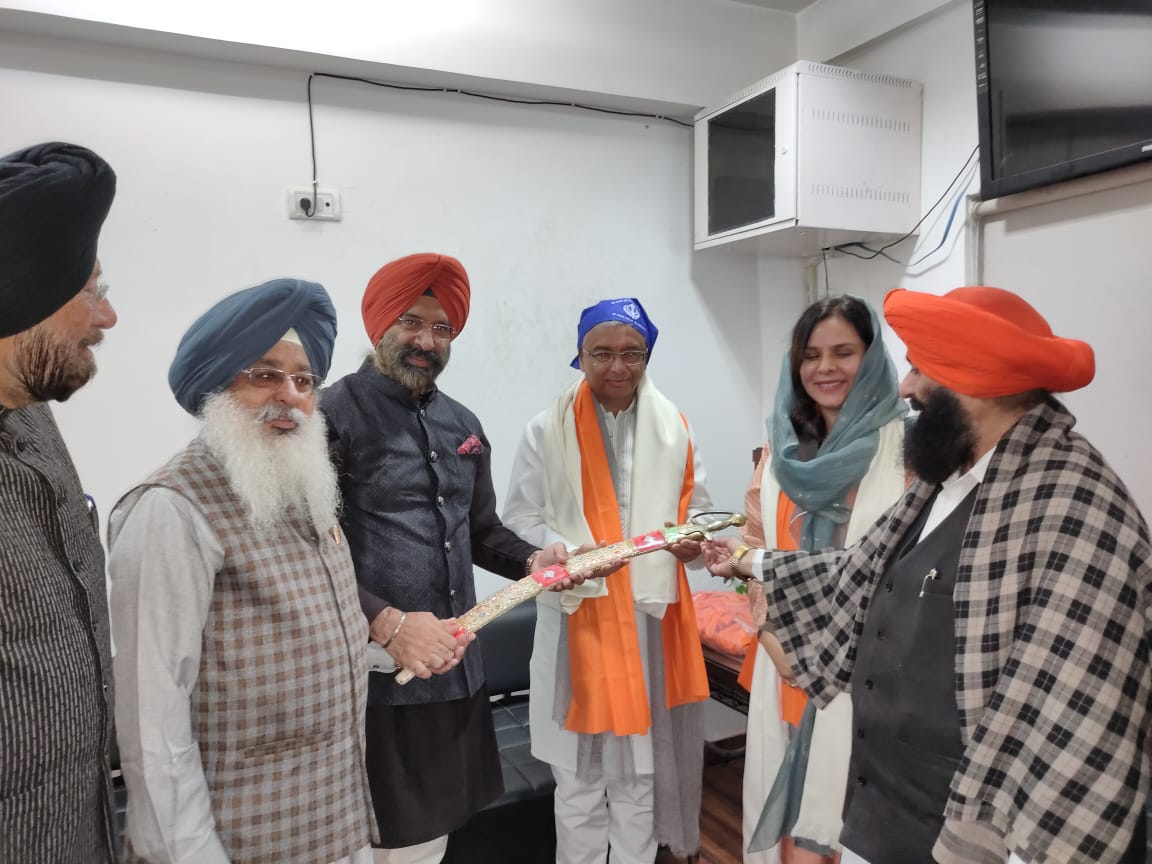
[[372, 333, 448, 395], [199, 391, 339, 532], [12, 322, 100, 403]]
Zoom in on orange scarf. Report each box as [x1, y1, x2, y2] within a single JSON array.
[[564, 381, 709, 736]]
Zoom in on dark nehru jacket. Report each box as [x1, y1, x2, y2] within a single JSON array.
[[321, 358, 536, 706], [322, 359, 537, 847], [840, 488, 973, 863], [0, 405, 115, 864]]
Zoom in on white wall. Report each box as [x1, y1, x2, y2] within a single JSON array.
[[0, 0, 797, 111], [978, 179, 1152, 516], [0, 30, 766, 598]]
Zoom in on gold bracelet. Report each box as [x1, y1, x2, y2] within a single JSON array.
[[727, 544, 753, 581], [525, 550, 542, 576], [380, 611, 407, 649]]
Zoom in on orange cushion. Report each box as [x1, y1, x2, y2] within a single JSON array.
[[692, 591, 754, 657]]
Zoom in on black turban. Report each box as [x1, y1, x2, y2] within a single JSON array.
[[168, 278, 338, 416], [0, 142, 116, 338]]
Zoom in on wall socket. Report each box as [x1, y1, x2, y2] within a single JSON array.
[[287, 186, 342, 221]]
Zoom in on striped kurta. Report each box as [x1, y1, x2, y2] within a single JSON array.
[[0, 403, 115, 864]]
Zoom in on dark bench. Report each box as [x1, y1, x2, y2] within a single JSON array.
[[444, 601, 556, 863]]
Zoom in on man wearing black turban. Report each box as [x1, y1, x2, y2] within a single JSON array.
[[108, 280, 377, 864], [0, 141, 119, 864]]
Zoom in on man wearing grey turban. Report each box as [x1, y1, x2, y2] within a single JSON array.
[[108, 279, 377, 864], [0, 141, 119, 864]]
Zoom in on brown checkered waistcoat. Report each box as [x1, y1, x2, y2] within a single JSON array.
[[119, 440, 376, 862]]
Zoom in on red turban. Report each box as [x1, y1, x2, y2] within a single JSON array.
[[362, 253, 471, 345], [884, 286, 1095, 398]]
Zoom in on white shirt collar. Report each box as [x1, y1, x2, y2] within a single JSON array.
[[940, 445, 995, 492]]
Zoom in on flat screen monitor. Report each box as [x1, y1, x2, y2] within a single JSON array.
[[974, 0, 1152, 200]]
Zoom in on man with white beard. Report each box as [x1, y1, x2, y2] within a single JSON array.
[[108, 278, 377, 864]]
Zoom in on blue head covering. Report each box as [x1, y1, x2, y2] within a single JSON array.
[[769, 297, 906, 551], [168, 278, 337, 416], [569, 297, 659, 369]]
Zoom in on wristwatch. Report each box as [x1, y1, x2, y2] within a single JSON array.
[[727, 544, 753, 581]]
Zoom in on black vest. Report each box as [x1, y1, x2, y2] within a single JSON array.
[[840, 487, 976, 864]]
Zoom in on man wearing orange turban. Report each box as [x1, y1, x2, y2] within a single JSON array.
[[321, 253, 568, 864], [707, 287, 1150, 864]]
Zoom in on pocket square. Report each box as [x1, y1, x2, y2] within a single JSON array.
[[457, 434, 484, 455]]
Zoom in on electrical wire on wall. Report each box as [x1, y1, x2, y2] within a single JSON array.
[[300, 71, 693, 214], [826, 144, 980, 266]]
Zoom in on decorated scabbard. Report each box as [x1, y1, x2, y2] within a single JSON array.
[[394, 512, 746, 684]]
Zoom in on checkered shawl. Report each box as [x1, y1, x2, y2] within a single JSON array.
[[762, 398, 1150, 863], [117, 440, 377, 862]]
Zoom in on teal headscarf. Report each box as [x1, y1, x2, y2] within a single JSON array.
[[768, 298, 905, 551]]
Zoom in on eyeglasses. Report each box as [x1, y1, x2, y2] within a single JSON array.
[[583, 350, 648, 367], [395, 315, 457, 342], [83, 278, 110, 306], [240, 367, 324, 393]]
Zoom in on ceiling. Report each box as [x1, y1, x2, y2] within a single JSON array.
[[726, 0, 818, 12]]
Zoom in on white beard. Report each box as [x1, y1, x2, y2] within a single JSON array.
[[199, 391, 339, 533]]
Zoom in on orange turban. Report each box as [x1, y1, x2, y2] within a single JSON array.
[[362, 253, 471, 345], [884, 286, 1095, 398]]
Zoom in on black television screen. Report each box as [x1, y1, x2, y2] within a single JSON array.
[[974, 0, 1152, 200]]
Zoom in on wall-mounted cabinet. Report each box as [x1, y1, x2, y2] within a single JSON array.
[[694, 61, 923, 257]]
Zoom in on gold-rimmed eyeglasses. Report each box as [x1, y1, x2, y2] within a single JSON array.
[[240, 367, 323, 393], [396, 314, 457, 343]]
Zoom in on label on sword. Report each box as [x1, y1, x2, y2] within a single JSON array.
[[530, 565, 573, 588]]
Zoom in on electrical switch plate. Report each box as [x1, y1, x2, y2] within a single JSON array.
[[287, 186, 342, 221]]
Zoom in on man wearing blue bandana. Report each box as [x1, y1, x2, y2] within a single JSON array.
[[503, 297, 714, 864], [107, 279, 377, 864]]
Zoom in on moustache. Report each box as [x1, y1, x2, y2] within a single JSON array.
[[400, 345, 444, 367], [256, 404, 306, 424]]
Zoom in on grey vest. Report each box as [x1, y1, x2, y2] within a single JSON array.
[[113, 440, 376, 863], [840, 487, 975, 864], [0, 404, 115, 864]]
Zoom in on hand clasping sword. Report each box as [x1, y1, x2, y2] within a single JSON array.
[[393, 511, 747, 685]]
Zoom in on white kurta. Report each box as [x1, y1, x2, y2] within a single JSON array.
[[108, 488, 371, 864], [502, 396, 713, 773]]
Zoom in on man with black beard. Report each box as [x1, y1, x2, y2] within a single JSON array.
[[0, 141, 119, 864], [108, 279, 377, 864], [707, 287, 1151, 864], [321, 253, 569, 864], [901, 385, 978, 486]]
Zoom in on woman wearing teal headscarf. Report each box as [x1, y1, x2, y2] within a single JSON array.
[[738, 296, 907, 864]]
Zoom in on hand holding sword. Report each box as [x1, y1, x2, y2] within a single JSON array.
[[392, 511, 747, 685]]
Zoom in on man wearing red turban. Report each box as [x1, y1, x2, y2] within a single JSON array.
[[321, 253, 568, 863], [708, 287, 1150, 864]]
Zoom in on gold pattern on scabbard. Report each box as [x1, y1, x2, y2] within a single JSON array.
[[394, 513, 746, 684]]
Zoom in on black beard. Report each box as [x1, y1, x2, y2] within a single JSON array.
[[904, 387, 977, 485], [13, 325, 98, 403], [373, 333, 449, 394]]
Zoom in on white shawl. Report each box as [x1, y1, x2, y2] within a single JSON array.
[[539, 376, 690, 612]]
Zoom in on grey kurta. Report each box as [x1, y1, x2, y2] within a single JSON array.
[[0, 403, 115, 864]]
